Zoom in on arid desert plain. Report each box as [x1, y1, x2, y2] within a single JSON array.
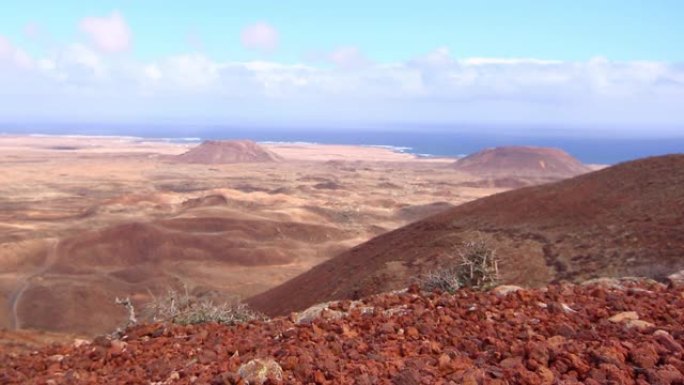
[[0, 134, 525, 336]]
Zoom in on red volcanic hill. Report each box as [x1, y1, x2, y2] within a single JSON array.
[[454, 146, 590, 177], [174, 140, 282, 164], [249, 154, 684, 316]]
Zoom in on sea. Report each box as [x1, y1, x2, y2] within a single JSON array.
[[2, 123, 683, 165]]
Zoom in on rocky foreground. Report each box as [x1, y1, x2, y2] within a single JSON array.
[[2, 279, 684, 385]]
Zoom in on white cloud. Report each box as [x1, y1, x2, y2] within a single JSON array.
[[1, 38, 683, 125], [79, 11, 132, 53], [143, 64, 162, 81], [56, 44, 108, 81], [240, 22, 278, 52], [160, 54, 221, 88], [462, 57, 561, 66], [328, 46, 369, 69]]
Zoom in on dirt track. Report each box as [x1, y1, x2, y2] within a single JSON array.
[[2, 280, 683, 384], [7, 240, 60, 330]]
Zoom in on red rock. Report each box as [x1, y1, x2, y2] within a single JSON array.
[[608, 311, 639, 323], [553, 322, 577, 338], [525, 341, 550, 369], [313, 370, 326, 384], [629, 343, 659, 369], [514, 368, 542, 385], [406, 327, 420, 339], [108, 339, 127, 357], [199, 349, 218, 364], [392, 368, 421, 385], [500, 357, 524, 369], [378, 323, 396, 335], [654, 330, 684, 353], [437, 354, 451, 372], [646, 365, 684, 385], [3, 283, 684, 385], [537, 366, 555, 385], [459, 368, 485, 385], [590, 346, 626, 366], [666, 357, 684, 374]]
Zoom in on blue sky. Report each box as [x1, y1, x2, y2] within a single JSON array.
[[4, 0, 683, 62], [0, 1, 683, 132]]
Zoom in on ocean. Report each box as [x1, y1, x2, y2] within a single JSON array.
[[2, 123, 683, 164]]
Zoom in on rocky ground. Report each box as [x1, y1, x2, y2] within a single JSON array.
[[2, 279, 683, 384]]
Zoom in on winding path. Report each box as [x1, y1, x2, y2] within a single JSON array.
[[8, 239, 60, 330]]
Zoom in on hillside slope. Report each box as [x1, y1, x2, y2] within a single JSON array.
[[249, 155, 684, 316]]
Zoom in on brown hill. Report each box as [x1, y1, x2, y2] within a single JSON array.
[[454, 146, 590, 177], [174, 140, 282, 164], [13, 217, 352, 334], [248, 154, 684, 316]]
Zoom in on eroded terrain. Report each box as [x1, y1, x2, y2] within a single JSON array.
[[0, 135, 504, 335]]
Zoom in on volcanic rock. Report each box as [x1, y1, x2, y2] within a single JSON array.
[[173, 140, 282, 164], [608, 311, 639, 323], [2, 283, 684, 384], [237, 359, 283, 385], [654, 330, 684, 353]]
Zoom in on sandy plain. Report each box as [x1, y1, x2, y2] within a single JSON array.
[[0, 134, 504, 336]]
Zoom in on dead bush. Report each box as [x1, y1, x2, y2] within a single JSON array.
[[420, 239, 499, 292], [145, 287, 263, 326], [419, 266, 463, 293]]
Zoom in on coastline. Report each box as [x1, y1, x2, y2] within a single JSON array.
[[0, 134, 456, 162]]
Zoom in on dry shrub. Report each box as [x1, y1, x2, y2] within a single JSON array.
[[420, 239, 500, 292], [145, 287, 263, 325], [420, 266, 463, 293]]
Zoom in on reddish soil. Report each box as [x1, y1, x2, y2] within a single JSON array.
[[454, 146, 589, 177], [249, 155, 684, 316], [173, 140, 282, 164], [2, 281, 683, 384]]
